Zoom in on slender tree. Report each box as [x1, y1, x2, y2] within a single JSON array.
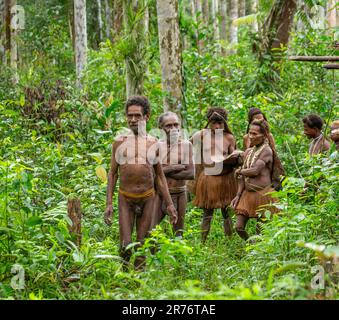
[[113, 0, 123, 36], [74, 0, 88, 88], [251, 0, 258, 31], [97, 0, 103, 43], [2, 0, 10, 64], [145, 1, 150, 34], [9, 0, 17, 73], [220, 0, 227, 55], [156, 0, 183, 111], [229, 0, 238, 53], [211, 0, 219, 41], [69, 2, 76, 52], [104, 0, 113, 39], [238, 0, 245, 17], [0, 0, 5, 63], [123, 0, 147, 96], [327, 0, 337, 29], [202, 0, 209, 25], [195, 0, 204, 52]]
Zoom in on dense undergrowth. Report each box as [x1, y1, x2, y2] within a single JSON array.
[[0, 3, 338, 299]]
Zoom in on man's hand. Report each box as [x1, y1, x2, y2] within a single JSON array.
[[235, 168, 242, 176], [230, 196, 240, 210], [167, 204, 178, 225], [228, 150, 244, 160], [104, 205, 113, 226], [171, 164, 186, 172]]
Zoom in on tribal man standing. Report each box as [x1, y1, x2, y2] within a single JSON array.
[[104, 96, 177, 269], [154, 112, 195, 237]]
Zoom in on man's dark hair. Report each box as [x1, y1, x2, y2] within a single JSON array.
[[302, 114, 324, 130], [125, 95, 151, 115]]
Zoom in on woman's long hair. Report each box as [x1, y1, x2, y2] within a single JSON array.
[[251, 120, 285, 190], [205, 107, 233, 135]]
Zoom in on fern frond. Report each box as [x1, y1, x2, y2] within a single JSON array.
[[232, 14, 258, 26]]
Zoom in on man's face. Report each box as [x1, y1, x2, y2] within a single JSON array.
[[303, 123, 318, 139], [252, 113, 264, 122], [162, 115, 180, 139], [209, 120, 224, 131], [126, 105, 148, 133], [249, 125, 265, 147]]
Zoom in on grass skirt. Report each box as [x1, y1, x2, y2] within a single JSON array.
[[193, 170, 237, 209], [236, 187, 278, 218]]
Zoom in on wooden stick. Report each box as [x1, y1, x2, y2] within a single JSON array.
[[289, 56, 339, 62], [323, 63, 339, 69], [67, 197, 82, 247]]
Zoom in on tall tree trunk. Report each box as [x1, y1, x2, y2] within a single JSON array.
[[144, 2, 149, 35], [327, 0, 337, 29], [97, 0, 103, 43], [104, 0, 113, 39], [113, 0, 123, 37], [238, 0, 245, 17], [251, 0, 258, 31], [156, 0, 183, 112], [245, 0, 251, 15], [202, 0, 209, 25], [67, 198, 82, 248], [123, 0, 147, 97], [3, 0, 10, 64], [229, 0, 238, 53], [10, 0, 17, 73], [74, 0, 88, 88], [69, 4, 76, 53], [0, 0, 5, 63], [211, 0, 219, 42], [259, 0, 297, 83], [195, 0, 204, 52], [263, 0, 297, 53], [220, 0, 227, 56]]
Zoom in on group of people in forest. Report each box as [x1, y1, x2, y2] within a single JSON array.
[[104, 95, 338, 270]]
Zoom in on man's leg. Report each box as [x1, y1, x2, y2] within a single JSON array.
[[118, 194, 135, 269], [150, 193, 165, 229], [235, 214, 249, 241], [134, 196, 156, 270], [221, 207, 233, 237], [173, 192, 187, 238], [201, 208, 214, 243]]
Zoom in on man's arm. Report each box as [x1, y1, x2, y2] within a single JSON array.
[[163, 164, 186, 175], [154, 162, 178, 224], [105, 141, 119, 225], [239, 148, 272, 177], [167, 143, 195, 180]]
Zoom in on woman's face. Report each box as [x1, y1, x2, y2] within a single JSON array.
[[249, 125, 265, 147], [209, 120, 224, 131]]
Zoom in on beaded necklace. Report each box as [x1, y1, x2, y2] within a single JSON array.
[[243, 142, 269, 169]]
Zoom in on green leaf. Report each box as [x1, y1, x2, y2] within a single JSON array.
[[26, 216, 43, 227]]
